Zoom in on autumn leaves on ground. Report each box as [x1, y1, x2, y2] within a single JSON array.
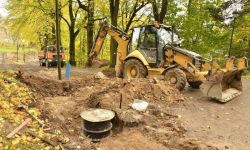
[[0, 71, 57, 150]]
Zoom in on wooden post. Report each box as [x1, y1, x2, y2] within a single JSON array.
[[7, 118, 31, 138]]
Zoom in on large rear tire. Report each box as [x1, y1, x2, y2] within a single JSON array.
[[188, 81, 202, 89], [164, 68, 186, 91], [123, 59, 147, 79]]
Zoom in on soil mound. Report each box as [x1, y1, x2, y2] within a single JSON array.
[[16, 72, 90, 97], [84, 77, 185, 109], [102, 68, 116, 78]]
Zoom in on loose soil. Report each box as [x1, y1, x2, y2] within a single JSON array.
[[18, 71, 197, 149], [1, 59, 250, 150]]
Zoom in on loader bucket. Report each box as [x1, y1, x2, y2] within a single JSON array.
[[91, 58, 110, 68], [200, 68, 244, 102]]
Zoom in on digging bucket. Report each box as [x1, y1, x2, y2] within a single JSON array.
[[91, 58, 110, 68], [200, 68, 244, 102]]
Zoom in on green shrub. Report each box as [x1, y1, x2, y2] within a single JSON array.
[[243, 70, 250, 76]]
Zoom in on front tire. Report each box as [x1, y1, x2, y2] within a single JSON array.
[[164, 68, 186, 91], [123, 59, 147, 79], [61, 62, 64, 68], [46, 60, 49, 69]]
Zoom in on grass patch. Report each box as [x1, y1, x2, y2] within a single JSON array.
[[0, 46, 37, 53]]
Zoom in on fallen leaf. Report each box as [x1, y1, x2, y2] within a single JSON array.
[[76, 145, 81, 149], [44, 146, 51, 150], [12, 138, 21, 145]]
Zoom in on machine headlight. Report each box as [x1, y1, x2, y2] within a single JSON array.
[[63, 59, 66, 61], [48, 59, 52, 62]]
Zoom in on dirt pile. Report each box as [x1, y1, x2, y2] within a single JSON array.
[[102, 68, 116, 78], [76, 76, 186, 109], [16, 72, 92, 97], [16, 71, 217, 150]]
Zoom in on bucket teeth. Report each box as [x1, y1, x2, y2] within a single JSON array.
[[216, 91, 242, 103]]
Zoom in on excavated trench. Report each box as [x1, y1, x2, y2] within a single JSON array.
[[14, 70, 219, 150]]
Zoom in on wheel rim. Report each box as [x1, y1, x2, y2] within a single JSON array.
[[168, 74, 177, 84], [127, 65, 138, 78]]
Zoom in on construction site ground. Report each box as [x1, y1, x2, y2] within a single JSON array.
[[0, 55, 250, 150]]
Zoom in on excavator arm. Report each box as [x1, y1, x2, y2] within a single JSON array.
[[89, 20, 131, 76], [89, 21, 109, 59]]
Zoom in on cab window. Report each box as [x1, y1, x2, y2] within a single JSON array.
[[129, 27, 140, 53], [139, 27, 156, 48]]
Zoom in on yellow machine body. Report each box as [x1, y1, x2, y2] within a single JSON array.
[[89, 20, 247, 102]]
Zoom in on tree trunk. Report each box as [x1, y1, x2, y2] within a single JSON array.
[[152, 1, 159, 22], [151, 0, 168, 24], [69, 28, 76, 66], [86, 0, 94, 66], [110, 20, 118, 67], [52, 25, 56, 45], [248, 38, 250, 69], [67, 0, 80, 66], [109, 0, 120, 68], [59, 3, 62, 46], [159, 0, 168, 23]]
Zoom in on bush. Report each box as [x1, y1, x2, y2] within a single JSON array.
[[243, 70, 250, 76]]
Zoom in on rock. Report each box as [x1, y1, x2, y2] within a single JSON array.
[[153, 77, 159, 84], [165, 122, 174, 127], [225, 146, 229, 149], [120, 110, 142, 127], [94, 72, 107, 79], [163, 140, 168, 146]]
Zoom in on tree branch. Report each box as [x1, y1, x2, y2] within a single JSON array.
[[151, 0, 159, 22], [77, 0, 88, 12], [159, 0, 168, 23], [60, 15, 70, 27], [125, 1, 149, 32], [75, 7, 79, 19], [74, 29, 80, 37]]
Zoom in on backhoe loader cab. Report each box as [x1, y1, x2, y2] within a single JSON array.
[[89, 20, 247, 102], [129, 25, 181, 67]]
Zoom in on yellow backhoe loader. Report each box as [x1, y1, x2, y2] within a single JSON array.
[[89, 20, 247, 102]]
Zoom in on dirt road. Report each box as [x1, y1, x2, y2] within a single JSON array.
[[175, 79, 250, 150], [1, 58, 250, 150]]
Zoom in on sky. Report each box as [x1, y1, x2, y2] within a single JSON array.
[[0, 0, 8, 17]]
